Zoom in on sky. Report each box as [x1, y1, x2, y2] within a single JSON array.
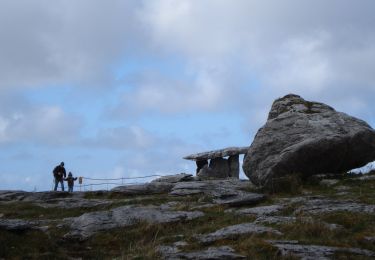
[[1, 0, 375, 191]]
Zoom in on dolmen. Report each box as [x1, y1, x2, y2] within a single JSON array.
[[184, 147, 248, 179], [243, 94, 375, 189]]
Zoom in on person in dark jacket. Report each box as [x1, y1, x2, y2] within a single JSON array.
[[64, 172, 77, 192], [53, 162, 66, 191]]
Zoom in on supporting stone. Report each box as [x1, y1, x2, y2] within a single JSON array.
[[228, 155, 239, 178], [184, 146, 247, 179], [196, 160, 208, 174], [209, 158, 230, 178]]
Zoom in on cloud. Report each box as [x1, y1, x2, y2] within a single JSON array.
[[0, 101, 82, 146], [83, 126, 155, 150], [137, 0, 375, 120], [0, 0, 144, 90], [112, 68, 227, 116]]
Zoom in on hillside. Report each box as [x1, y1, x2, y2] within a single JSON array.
[[1, 172, 375, 259]]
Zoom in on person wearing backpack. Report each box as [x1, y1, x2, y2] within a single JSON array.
[[53, 162, 66, 191]]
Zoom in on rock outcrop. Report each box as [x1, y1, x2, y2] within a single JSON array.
[[65, 205, 204, 239], [243, 94, 375, 188], [159, 246, 246, 260], [111, 182, 174, 195], [268, 240, 375, 259], [1, 172, 375, 259], [169, 179, 265, 206]]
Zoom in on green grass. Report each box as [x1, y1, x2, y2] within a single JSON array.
[[0, 202, 92, 220], [0, 227, 69, 259]]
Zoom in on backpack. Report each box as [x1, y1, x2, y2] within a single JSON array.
[[53, 166, 60, 178]]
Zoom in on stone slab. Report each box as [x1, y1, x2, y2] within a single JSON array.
[[184, 147, 249, 161]]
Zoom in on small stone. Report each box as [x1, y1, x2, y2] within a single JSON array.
[[319, 179, 339, 186], [233, 205, 284, 216], [255, 216, 297, 225], [157, 245, 180, 256], [173, 241, 188, 248], [334, 185, 350, 191]]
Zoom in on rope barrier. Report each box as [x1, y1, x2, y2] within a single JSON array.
[[81, 174, 164, 181], [75, 173, 179, 191], [52, 173, 179, 191], [79, 181, 145, 187]]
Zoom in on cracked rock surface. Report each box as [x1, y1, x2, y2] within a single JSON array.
[[196, 223, 282, 244], [243, 94, 375, 188], [268, 240, 375, 259], [160, 246, 246, 260], [65, 205, 204, 239]]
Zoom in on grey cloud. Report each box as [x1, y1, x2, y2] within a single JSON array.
[[0, 94, 82, 146], [83, 126, 156, 150], [110, 68, 231, 117], [0, 0, 145, 89], [137, 0, 375, 124]]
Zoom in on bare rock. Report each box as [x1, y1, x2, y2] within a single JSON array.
[[268, 240, 375, 259], [358, 174, 375, 181], [170, 179, 252, 197], [255, 216, 297, 225], [170, 179, 263, 207], [151, 173, 194, 183], [243, 94, 375, 188], [319, 179, 339, 186], [166, 246, 246, 260], [184, 147, 249, 161], [196, 157, 241, 179], [157, 241, 189, 257], [197, 165, 215, 179], [0, 190, 86, 202], [228, 155, 240, 178], [295, 198, 375, 214], [334, 185, 350, 191], [111, 182, 174, 195], [213, 192, 266, 207], [364, 236, 375, 244], [196, 223, 282, 244], [65, 205, 204, 239], [0, 219, 38, 231], [0, 219, 49, 232], [209, 157, 230, 178], [36, 198, 111, 209], [233, 205, 284, 216]]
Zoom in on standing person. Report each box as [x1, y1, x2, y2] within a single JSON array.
[[53, 162, 66, 191], [64, 172, 77, 192]]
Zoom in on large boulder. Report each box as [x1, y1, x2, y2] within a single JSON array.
[[243, 94, 375, 188]]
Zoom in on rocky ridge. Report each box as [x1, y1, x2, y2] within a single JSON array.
[[1, 172, 375, 259]]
